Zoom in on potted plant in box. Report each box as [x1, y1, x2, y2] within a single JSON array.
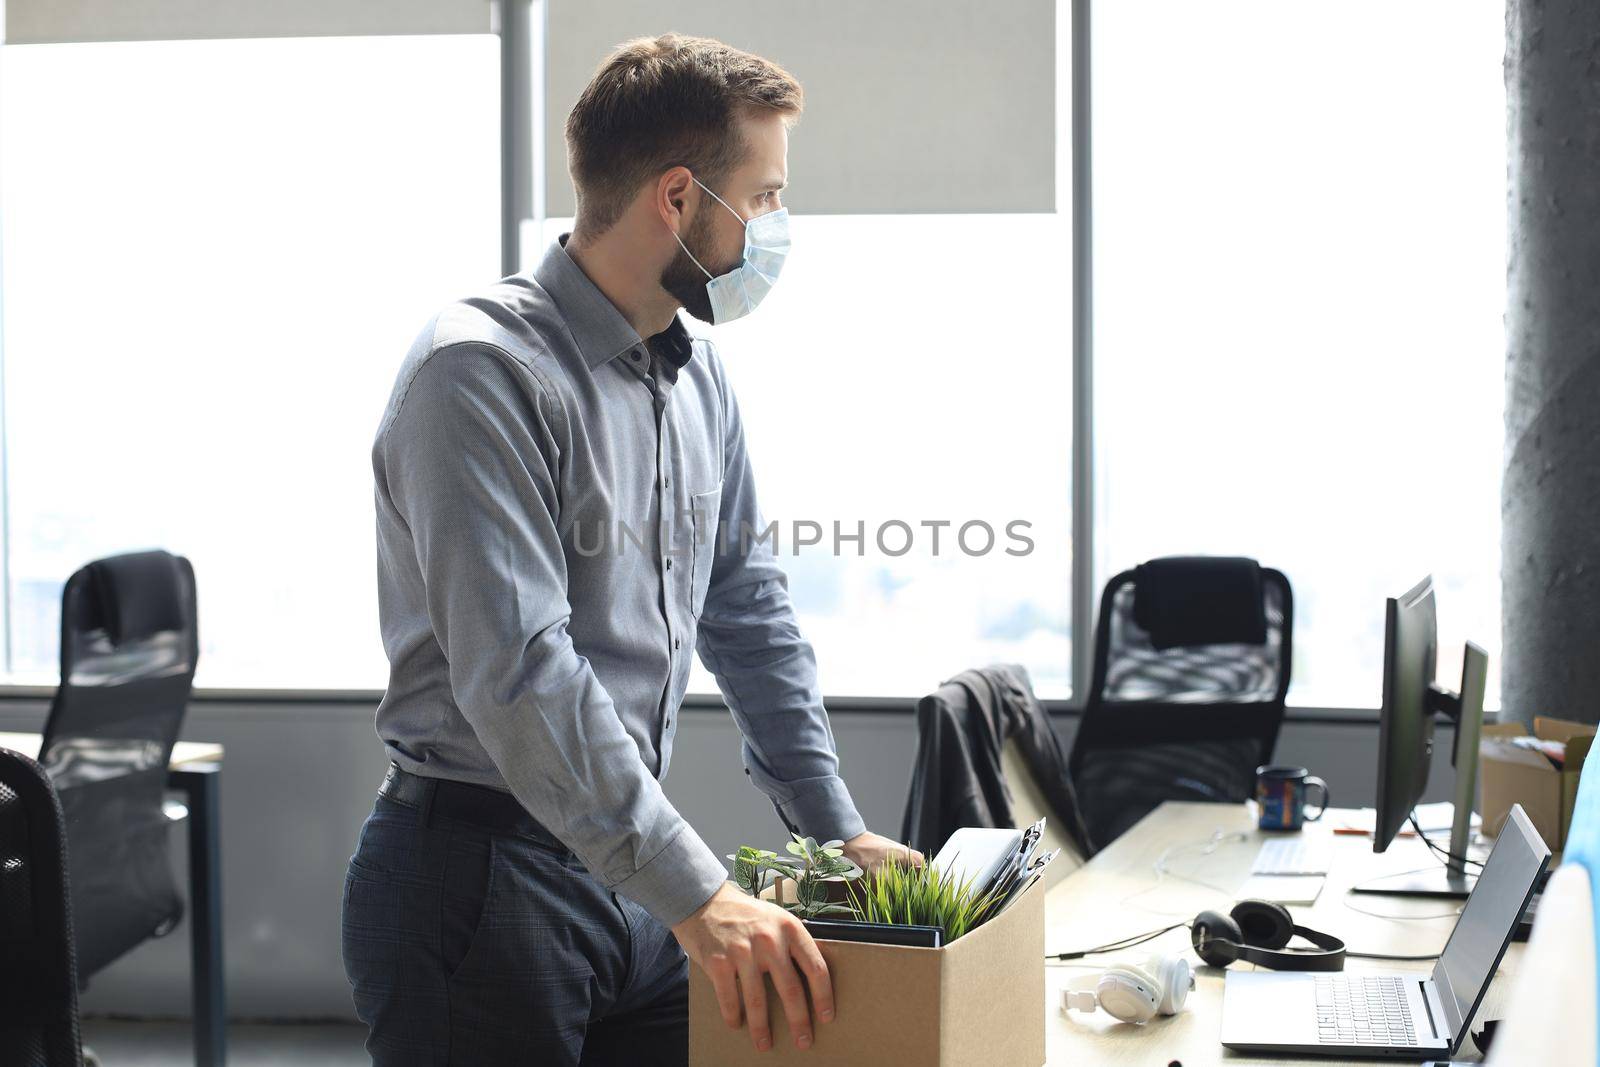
[[729, 835, 1004, 943], [729, 833, 863, 919]]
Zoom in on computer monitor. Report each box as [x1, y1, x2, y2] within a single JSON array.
[[1356, 575, 1489, 898]]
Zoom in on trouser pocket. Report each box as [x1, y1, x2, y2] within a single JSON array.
[[439, 830, 494, 981]]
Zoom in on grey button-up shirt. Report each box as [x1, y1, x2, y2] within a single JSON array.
[[370, 234, 865, 925]]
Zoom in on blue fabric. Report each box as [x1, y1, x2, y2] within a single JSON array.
[[1561, 753, 1600, 1063], [341, 795, 689, 1066]]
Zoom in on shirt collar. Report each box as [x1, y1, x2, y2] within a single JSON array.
[[647, 313, 694, 370], [533, 233, 694, 372]]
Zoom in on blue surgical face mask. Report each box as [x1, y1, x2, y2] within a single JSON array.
[[670, 176, 790, 325]]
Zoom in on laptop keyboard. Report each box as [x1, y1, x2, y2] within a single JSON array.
[[1314, 975, 1418, 1046]]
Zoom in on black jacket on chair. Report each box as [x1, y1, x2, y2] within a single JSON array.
[[900, 663, 1092, 859]]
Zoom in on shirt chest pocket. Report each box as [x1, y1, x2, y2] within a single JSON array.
[[688, 483, 722, 618]]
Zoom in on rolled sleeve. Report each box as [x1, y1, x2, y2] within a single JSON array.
[[382, 343, 725, 925], [693, 349, 867, 846], [776, 775, 867, 848]]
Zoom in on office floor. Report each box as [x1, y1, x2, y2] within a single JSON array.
[[80, 1019, 368, 1066]]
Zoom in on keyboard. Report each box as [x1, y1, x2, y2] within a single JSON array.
[[1251, 836, 1332, 875], [1313, 974, 1418, 1047], [1236, 872, 1325, 905]]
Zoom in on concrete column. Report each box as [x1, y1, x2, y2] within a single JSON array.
[[1502, 0, 1600, 726]]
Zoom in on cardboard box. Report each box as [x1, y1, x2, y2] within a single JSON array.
[[1480, 716, 1596, 851], [688, 876, 1045, 1065]]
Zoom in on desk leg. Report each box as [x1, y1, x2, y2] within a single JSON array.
[[171, 765, 226, 1067]]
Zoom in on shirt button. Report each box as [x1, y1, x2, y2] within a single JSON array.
[[664, 475, 671, 489], [674, 636, 681, 650], [630, 350, 643, 362], [665, 558, 673, 571]]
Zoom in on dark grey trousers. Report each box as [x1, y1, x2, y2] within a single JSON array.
[[341, 794, 690, 1065]]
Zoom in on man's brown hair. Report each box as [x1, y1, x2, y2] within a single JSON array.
[[565, 33, 803, 236]]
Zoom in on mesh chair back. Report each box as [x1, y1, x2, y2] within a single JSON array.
[[1069, 565, 1292, 851], [0, 747, 84, 1067], [39, 550, 198, 982]]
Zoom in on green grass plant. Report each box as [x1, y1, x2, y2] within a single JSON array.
[[845, 855, 1004, 942]]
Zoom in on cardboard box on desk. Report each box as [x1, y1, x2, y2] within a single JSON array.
[[687, 875, 1045, 1066], [1480, 716, 1596, 851]]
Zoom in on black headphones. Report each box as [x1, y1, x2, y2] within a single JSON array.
[[1190, 899, 1346, 972]]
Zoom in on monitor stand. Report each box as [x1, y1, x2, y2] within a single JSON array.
[[1353, 864, 1475, 898], [1353, 641, 1488, 901]]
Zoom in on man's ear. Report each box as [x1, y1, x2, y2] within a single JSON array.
[[657, 166, 696, 231]]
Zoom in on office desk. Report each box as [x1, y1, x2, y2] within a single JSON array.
[[0, 731, 228, 1067], [1044, 802, 1513, 1065]]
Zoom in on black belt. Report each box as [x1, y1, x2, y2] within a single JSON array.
[[378, 763, 569, 853]]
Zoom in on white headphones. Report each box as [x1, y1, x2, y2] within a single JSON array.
[[1061, 954, 1195, 1025]]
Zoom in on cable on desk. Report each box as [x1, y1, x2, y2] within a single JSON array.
[[1048, 923, 1442, 964], [1047, 921, 1188, 961], [1410, 811, 1484, 870], [1117, 829, 1250, 916], [1054, 856, 1457, 963], [1340, 886, 1465, 923], [1049, 918, 1444, 963], [1345, 949, 1442, 962]]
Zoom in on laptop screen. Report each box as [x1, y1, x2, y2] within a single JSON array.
[[1429, 806, 1550, 1044]]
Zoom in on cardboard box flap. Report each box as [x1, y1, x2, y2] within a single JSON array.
[[1570, 734, 1595, 770], [1480, 734, 1560, 770], [1533, 716, 1598, 745], [1480, 716, 1595, 849]]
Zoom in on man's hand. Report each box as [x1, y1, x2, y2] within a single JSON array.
[[839, 831, 923, 875], [672, 883, 834, 1053]]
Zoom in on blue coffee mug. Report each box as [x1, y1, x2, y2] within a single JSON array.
[[1256, 765, 1330, 831]]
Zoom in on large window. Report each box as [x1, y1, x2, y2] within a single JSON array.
[[0, 35, 500, 687], [1093, 2, 1506, 707]]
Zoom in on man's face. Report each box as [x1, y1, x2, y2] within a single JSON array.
[[661, 110, 789, 324]]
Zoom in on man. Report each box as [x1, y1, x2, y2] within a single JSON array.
[[342, 32, 921, 1065]]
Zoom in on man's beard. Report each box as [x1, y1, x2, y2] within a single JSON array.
[[660, 206, 734, 325]]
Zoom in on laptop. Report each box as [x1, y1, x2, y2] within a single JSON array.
[[1221, 803, 1550, 1058]]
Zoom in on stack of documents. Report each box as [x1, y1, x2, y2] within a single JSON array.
[[931, 818, 1058, 923]]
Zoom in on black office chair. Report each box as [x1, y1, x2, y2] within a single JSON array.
[[0, 746, 85, 1067], [37, 550, 199, 984], [1069, 557, 1292, 852]]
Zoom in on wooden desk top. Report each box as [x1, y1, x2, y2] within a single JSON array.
[[1044, 802, 1510, 1065], [0, 731, 224, 769]]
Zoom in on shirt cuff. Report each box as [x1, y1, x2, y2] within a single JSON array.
[[779, 775, 867, 845], [608, 823, 731, 927]]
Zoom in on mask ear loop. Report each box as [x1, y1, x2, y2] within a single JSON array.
[[670, 226, 715, 282], [692, 175, 747, 223], [669, 174, 750, 283]]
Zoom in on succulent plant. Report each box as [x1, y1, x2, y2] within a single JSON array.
[[729, 833, 863, 919]]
